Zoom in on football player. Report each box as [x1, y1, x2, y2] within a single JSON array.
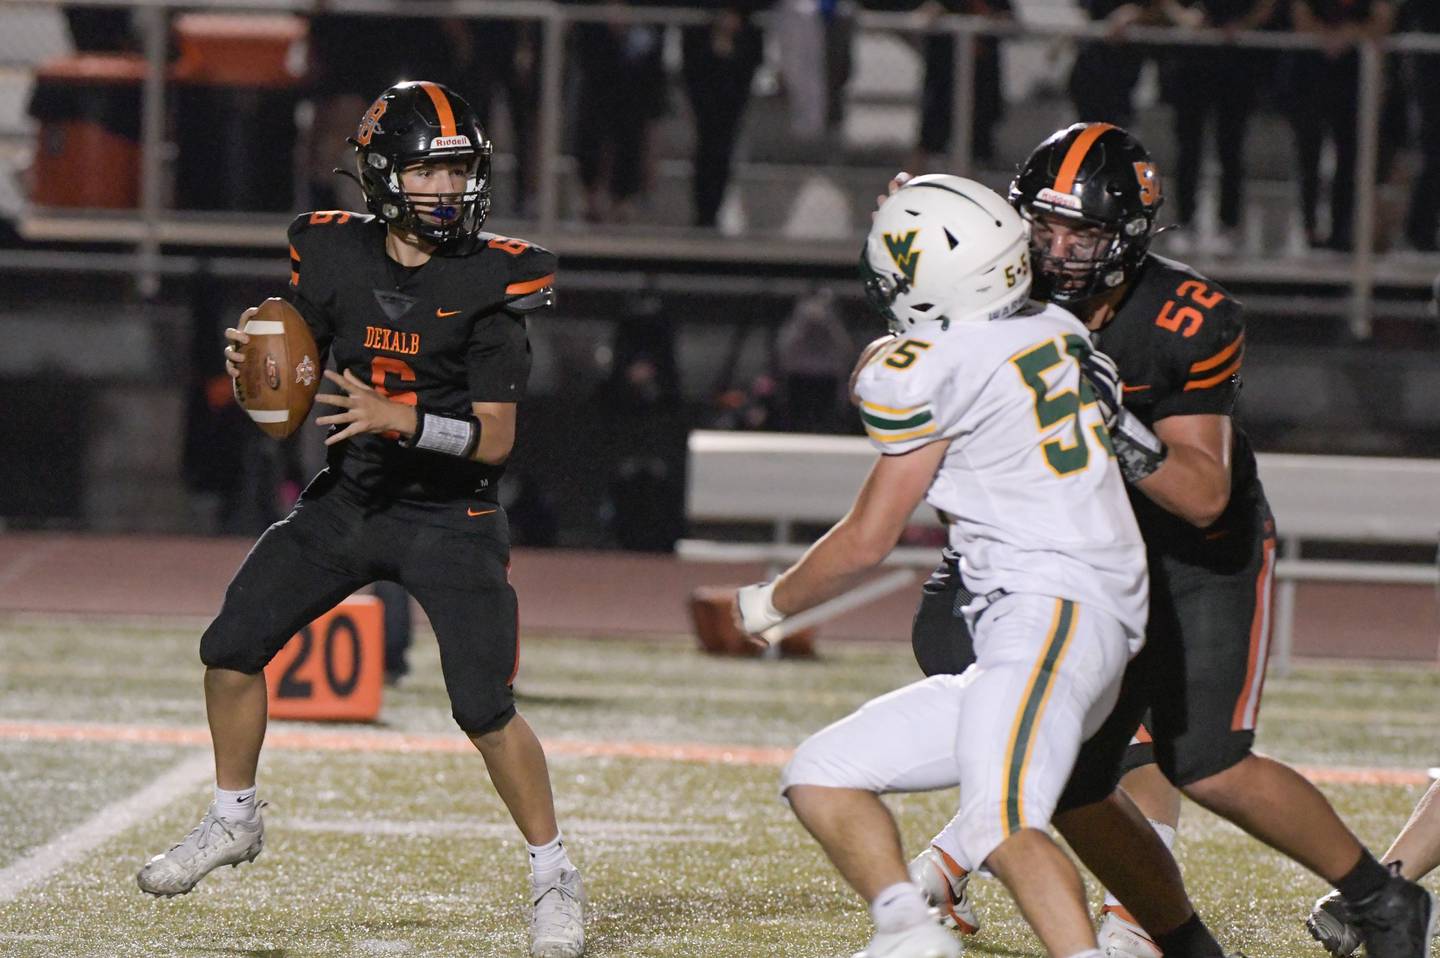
[[740, 174, 1152, 958], [136, 81, 585, 958], [897, 123, 1434, 958]]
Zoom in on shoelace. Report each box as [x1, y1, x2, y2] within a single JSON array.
[[161, 815, 228, 857], [169, 802, 268, 858], [532, 884, 580, 935]]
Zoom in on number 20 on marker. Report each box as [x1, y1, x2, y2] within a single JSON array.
[[264, 595, 384, 722]]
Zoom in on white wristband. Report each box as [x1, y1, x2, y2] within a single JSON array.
[[736, 581, 784, 635], [409, 413, 479, 458]]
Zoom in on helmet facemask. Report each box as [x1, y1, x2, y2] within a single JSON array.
[[1008, 123, 1163, 308], [859, 255, 911, 335], [1022, 207, 1133, 304], [358, 144, 493, 245]]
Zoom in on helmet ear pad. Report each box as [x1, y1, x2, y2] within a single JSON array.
[[348, 80, 493, 243]]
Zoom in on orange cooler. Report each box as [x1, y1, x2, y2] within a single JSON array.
[[28, 54, 146, 208]]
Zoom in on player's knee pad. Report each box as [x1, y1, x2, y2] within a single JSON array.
[[452, 688, 516, 738], [1156, 728, 1254, 788], [199, 611, 273, 674]]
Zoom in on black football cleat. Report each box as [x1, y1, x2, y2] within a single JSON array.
[[1348, 865, 1435, 958]]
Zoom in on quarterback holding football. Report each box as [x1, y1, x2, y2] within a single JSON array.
[[136, 81, 585, 958]]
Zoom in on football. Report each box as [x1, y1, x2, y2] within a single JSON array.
[[231, 297, 321, 439], [687, 586, 816, 659]]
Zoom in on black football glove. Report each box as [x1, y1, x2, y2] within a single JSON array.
[[1081, 343, 1168, 484]]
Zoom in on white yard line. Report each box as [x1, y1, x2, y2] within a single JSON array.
[[0, 751, 212, 902]]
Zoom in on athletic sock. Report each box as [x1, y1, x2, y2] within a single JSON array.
[[1102, 819, 1176, 914], [1335, 849, 1392, 906], [214, 785, 258, 823], [1155, 911, 1224, 957], [527, 832, 573, 885], [870, 882, 931, 934]]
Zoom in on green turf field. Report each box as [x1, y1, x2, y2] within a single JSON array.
[[0, 614, 1435, 958]]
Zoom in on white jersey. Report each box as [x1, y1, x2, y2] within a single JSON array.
[[854, 302, 1148, 641]]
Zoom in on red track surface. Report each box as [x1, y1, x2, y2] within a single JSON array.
[[1, 533, 1436, 660]]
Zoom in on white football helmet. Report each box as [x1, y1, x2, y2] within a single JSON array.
[[861, 174, 1032, 334]]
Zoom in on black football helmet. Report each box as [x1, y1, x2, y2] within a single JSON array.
[[348, 80, 493, 244], [1008, 122, 1162, 305]]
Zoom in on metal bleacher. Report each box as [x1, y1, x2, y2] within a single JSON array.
[[1, 0, 1437, 333]]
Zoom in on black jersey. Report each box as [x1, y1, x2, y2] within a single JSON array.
[[286, 211, 552, 510], [1093, 253, 1267, 563]]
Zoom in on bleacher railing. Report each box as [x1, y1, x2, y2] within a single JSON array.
[[7, 0, 1440, 334]]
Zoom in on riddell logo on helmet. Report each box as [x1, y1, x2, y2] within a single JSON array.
[[430, 136, 472, 149], [1037, 188, 1082, 210]]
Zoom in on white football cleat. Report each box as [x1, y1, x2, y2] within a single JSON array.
[[530, 867, 585, 958], [1098, 905, 1161, 958], [136, 802, 264, 897], [853, 916, 963, 958], [908, 845, 980, 935]]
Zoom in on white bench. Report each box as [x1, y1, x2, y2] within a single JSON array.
[[679, 430, 1440, 671]]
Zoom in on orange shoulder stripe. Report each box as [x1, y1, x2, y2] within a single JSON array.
[[1185, 356, 1243, 391], [1189, 332, 1244, 373], [1053, 123, 1116, 194], [506, 273, 554, 296]]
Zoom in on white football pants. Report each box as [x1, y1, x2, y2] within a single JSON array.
[[781, 593, 1133, 872]]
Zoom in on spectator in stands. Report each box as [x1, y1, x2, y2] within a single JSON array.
[[300, 10, 457, 211], [595, 292, 685, 550], [1163, 0, 1278, 255], [682, 3, 768, 228], [1068, 0, 1165, 127], [1285, 0, 1396, 251], [1403, 0, 1440, 251], [711, 375, 779, 431], [906, 0, 1013, 171], [777, 0, 856, 142], [571, 1, 667, 223], [460, 18, 543, 217], [774, 288, 853, 433]]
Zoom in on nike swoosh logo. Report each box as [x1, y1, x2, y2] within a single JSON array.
[[437, 308, 462, 317], [1122, 384, 1151, 393], [467, 507, 497, 517]]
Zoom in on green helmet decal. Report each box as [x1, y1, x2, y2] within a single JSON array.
[[883, 229, 921, 285]]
